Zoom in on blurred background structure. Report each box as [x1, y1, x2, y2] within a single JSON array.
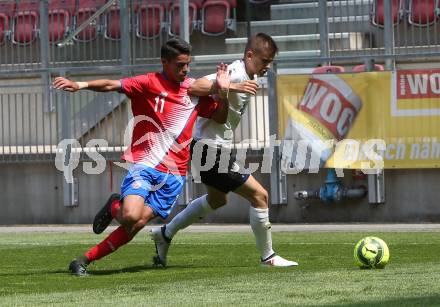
[[1, 0, 440, 224]]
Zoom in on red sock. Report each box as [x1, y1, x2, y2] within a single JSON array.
[[110, 200, 121, 218], [85, 226, 132, 262]]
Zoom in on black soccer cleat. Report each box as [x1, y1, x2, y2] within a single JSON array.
[[69, 259, 88, 277], [93, 193, 121, 234]]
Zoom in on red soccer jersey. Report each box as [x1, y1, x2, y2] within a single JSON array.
[[120, 72, 219, 175]]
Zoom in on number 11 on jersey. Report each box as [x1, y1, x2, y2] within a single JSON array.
[[154, 95, 166, 113]]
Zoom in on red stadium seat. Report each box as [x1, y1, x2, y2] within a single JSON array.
[[0, 15, 6, 44], [408, 0, 438, 26], [74, 0, 106, 42], [201, 0, 236, 36], [168, 1, 200, 36], [371, 0, 403, 27], [312, 66, 345, 74], [103, 1, 142, 40], [352, 64, 385, 72], [0, 1, 15, 44], [12, 0, 40, 45], [48, 0, 76, 43], [104, 7, 121, 40], [135, 1, 167, 39]]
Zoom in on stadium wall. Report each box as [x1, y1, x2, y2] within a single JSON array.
[[1, 159, 440, 224]]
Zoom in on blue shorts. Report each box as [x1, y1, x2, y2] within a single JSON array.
[[120, 164, 185, 219]]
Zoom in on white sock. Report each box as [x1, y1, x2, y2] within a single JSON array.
[[165, 195, 214, 239], [249, 207, 275, 260]]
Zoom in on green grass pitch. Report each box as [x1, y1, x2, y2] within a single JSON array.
[[1, 231, 440, 306]]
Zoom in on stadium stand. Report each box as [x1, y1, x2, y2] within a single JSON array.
[[103, 0, 170, 40], [168, 0, 202, 36], [0, 1, 15, 44], [200, 0, 236, 36], [135, 1, 168, 39], [74, 0, 106, 42], [371, 0, 404, 27], [408, 0, 438, 26], [0, 0, 242, 45], [12, 0, 39, 45], [228, 1, 372, 56], [1, 0, 439, 68], [48, 0, 76, 43], [103, 1, 125, 40]]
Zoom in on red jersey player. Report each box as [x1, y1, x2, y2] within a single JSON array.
[[52, 37, 258, 276]]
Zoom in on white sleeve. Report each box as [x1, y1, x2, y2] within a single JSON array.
[[204, 61, 247, 83], [205, 73, 217, 82]]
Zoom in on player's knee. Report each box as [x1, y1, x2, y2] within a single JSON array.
[[252, 189, 269, 209], [207, 193, 227, 209], [121, 209, 142, 225], [120, 197, 145, 225]]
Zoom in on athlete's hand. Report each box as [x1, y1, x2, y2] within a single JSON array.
[[52, 77, 80, 92], [216, 63, 231, 99], [230, 80, 258, 96]]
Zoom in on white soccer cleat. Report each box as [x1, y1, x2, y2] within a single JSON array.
[[261, 254, 298, 267], [150, 226, 171, 268]]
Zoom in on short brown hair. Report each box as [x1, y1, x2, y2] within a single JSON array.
[[161, 37, 192, 60], [244, 33, 278, 56]]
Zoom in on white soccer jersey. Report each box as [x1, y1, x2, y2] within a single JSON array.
[[194, 60, 252, 146]]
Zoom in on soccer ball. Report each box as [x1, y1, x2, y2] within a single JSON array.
[[354, 236, 389, 269]]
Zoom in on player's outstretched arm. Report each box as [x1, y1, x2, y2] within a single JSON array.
[[188, 65, 259, 97], [229, 80, 258, 95], [52, 77, 121, 93], [188, 78, 258, 96], [188, 76, 217, 96]]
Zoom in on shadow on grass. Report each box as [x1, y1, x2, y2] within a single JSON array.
[[88, 263, 252, 276], [0, 263, 254, 278], [0, 265, 157, 277], [88, 264, 158, 275]]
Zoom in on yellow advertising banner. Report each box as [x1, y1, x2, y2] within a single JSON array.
[[277, 70, 440, 169]]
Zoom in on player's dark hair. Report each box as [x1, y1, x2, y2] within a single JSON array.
[[161, 38, 192, 60], [245, 33, 278, 56]]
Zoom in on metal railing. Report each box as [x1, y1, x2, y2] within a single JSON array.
[[0, 83, 55, 162], [0, 0, 170, 72], [0, 77, 128, 163], [2, 0, 440, 74], [0, 73, 270, 163], [257, 0, 440, 68], [231, 77, 270, 151], [2, 0, 440, 164], [0, 0, 242, 73]]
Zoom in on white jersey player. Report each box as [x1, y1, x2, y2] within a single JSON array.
[[151, 33, 298, 267]]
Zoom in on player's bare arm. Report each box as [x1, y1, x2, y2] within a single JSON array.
[[52, 77, 121, 92], [188, 69, 259, 96], [216, 62, 231, 99], [229, 80, 258, 96], [211, 63, 230, 124]]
